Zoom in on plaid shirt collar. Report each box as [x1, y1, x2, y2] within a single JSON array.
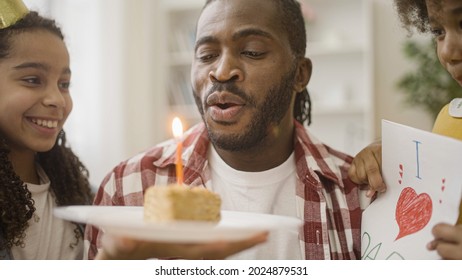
[[151, 121, 347, 188]]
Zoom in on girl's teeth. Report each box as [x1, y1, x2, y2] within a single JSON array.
[[32, 119, 58, 128]]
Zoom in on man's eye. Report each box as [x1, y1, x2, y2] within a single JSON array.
[[242, 51, 264, 58], [198, 53, 217, 62]]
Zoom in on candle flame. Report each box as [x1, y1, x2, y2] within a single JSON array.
[[172, 117, 183, 139]]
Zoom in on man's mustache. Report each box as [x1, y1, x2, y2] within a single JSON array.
[[206, 82, 253, 104]]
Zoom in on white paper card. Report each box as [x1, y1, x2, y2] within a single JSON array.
[[361, 120, 462, 259]]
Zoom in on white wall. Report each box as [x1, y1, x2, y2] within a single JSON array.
[[372, 0, 434, 139], [23, 0, 167, 188]]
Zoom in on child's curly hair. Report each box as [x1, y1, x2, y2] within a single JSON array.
[[393, 0, 433, 34], [0, 12, 93, 252]]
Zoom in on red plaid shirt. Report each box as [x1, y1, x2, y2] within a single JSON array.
[[84, 121, 370, 260]]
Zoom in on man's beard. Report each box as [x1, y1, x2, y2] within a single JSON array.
[[193, 66, 296, 152]]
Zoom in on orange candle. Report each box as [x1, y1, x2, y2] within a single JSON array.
[[172, 117, 184, 185]]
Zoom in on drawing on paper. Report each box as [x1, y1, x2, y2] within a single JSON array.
[[395, 185, 433, 241], [361, 120, 462, 259]]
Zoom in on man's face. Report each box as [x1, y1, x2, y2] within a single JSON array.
[[191, 0, 298, 152]]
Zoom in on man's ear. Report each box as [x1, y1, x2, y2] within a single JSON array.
[[294, 57, 312, 93]]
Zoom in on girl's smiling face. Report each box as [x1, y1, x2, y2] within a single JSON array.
[[0, 29, 72, 155]]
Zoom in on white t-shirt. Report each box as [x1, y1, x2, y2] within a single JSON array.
[[208, 146, 302, 259], [10, 167, 83, 260]]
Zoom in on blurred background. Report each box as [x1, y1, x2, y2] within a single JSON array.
[[23, 0, 438, 189]]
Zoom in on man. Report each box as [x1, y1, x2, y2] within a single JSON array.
[[85, 0, 371, 260]]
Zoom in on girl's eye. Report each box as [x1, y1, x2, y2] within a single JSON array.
[[59, 81, 71, 91], [430, 27, 445, 39], [21, 76, 41, 85]]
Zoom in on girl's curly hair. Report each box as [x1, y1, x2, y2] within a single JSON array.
[[0, 12, 93, 252]]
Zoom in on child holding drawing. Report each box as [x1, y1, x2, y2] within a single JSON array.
[[349, 0, 462, 260]]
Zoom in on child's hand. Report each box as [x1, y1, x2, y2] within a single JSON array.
[[427, 223, 462, 260], [348, 141, 386, 197]]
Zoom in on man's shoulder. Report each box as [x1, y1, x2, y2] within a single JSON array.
[[294, 121, 355, 189], [294, 121, 353, 162], [109, 140, 175, 173], [109, 122, 208, 175]]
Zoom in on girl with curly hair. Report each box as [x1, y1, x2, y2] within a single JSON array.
[[1, 0, 266, 261], [0, 3, 93, 259], [349, 0, 462, 259]]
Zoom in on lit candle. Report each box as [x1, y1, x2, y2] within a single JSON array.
[[172, 117, 184, 185]]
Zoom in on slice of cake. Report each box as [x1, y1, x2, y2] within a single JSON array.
[[144, 185, 221, 223]]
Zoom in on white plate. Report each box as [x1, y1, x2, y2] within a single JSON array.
[[54, 206, 303, 243]]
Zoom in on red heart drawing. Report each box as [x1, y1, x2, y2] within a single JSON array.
[[395, 187, 433, 241]]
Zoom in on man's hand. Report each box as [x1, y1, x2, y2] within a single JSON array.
[[348, 141, 385, 197], [95, 231, 268, 260]]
